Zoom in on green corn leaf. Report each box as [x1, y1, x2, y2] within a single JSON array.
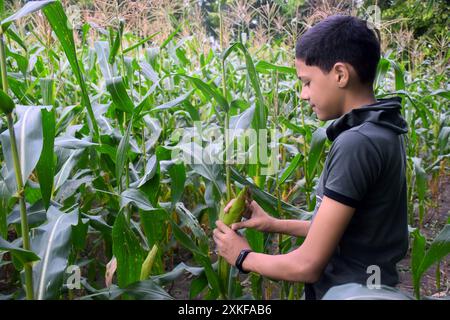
[[80, 278, 173, 300], [181, 74, 229, 116], [169, 162, 186, 206], [255, 60, 297, 76], [95, 41, 135, 113], [36, 108, 55, 210], [95, 40, 115, 79], [116, 117, 133, 191], [6, 49, 28, 76], [106, 76, 134, 113], [223, 42, 266, 130], [374, 58, 390, 91], [307, 127, 327, 179], [0, 236, 40, 265], [41, 2, 100, 140], [0, 0, 55, 30], [383, 57, 405, 91], [71, 212, 89, 251], [431, 89, 450, 100], [6, 26, 27, 52], [81, 213, 112, 235], [152, 262, 203, 286], [123, 32, 160, 54], [418, 224, 450, 280], [170, 220, 203, 256], [108, 19, 124, 65], [54, 136, 97, 149], [40, 78, 55, 105], [112, 212, 145, 288], [245, 228, 264, 253], [189, 273, 208, 299], [118, 279, 173, 300], [280, 117, 307, 136], [0, 105, 47, 192], [411, 229, 426, 292], [170, 220, 221, 297], [7, 201, 47, 226], [120, 188, 154, 211], [140, 61, 159, 84], [228, 104, 255, 143], [175, 202, 207, 246], [130, 155, 157, 189], [160, 24, 181, 49], [278, 153, 303, 186], [31, 206, 78, 300], [149, 90, 193, 112], [53, 149, 83, 192], [139, 208, 168, 248], [438, 126, 449, 154], [411, 225, 450, 298]]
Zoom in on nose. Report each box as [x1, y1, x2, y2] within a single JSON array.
[[300, 86, 309, 101]]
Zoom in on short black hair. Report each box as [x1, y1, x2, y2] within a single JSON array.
[[296, 15, 380, 85]]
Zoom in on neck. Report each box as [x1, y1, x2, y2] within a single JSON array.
[[341, 87, 377, 115]]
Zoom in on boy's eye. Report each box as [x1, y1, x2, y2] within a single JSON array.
[[304, 81, 310, 87]]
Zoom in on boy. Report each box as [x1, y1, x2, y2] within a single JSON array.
[[213, 15, 409, 300]]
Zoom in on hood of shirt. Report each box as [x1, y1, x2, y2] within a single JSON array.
[[325, 97, 409, 141]]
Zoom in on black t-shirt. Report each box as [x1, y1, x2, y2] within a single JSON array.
[[305, 98, 409, 300]]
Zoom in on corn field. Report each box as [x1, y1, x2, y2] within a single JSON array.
[[0, 0, 448, 301]]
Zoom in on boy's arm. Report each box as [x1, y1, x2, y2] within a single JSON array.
[[242, 195, 355, 283], [229, 200, 311, 237], [269, 219, 311, 238]]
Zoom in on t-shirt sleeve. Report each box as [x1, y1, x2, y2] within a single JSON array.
[[323, 131, 382, 208]]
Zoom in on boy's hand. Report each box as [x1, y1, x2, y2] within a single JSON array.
[[213, 220, 250, 265], [224, 199, 276, 233]]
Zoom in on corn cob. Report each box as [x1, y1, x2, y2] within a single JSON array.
[[140, 244, 158, 281], [219, 186, 250, 225], [218, 186, 251, 298]]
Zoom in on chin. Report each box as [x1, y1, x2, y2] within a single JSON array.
[[318, 113, 338, 121]]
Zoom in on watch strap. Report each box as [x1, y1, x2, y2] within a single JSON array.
[[235, 249, 252, 274]]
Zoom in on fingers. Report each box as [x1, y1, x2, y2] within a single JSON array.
[[213, 227, 224, 242], [224, 198, 255, 220], [249, 200, 259, 211], [215, 220, 231, 233], [224, 199, 235, 213], [231, 222, 243, 231], [231, 219, 253, 231], [212, 231, 221, 256]]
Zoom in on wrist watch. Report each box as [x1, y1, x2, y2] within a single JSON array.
[[235, 249, 252, 274]]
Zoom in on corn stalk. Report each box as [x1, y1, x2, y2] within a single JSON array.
[[0, 31, 33, 300]]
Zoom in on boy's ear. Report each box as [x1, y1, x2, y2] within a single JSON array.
[[332, 62, 350, 88]]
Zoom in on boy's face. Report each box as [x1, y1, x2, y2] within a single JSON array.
[[295, 58, 344, 121]]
